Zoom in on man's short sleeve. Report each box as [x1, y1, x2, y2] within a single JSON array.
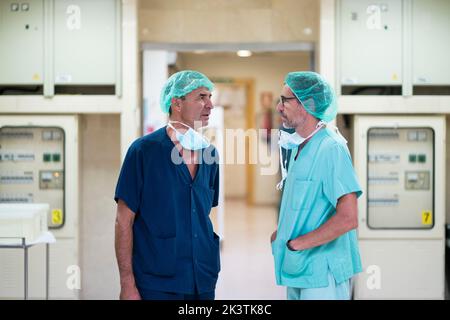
[[114, 142, 144, 214], [323, 143, 362, 208]]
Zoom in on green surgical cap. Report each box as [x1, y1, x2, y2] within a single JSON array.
[[285, 71, 337, 122], [160, 70, 214, 114]]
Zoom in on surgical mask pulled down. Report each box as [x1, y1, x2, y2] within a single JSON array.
[[168, 121, 210, 151], [278, 121, 325, 150], [278, 121, 326, 150]]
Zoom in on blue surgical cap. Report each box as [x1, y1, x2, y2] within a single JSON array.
[[160, 70, 214, 114], [285, 71, 337, 122]]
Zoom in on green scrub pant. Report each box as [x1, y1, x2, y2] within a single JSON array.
[[287, 272, 351, 300]]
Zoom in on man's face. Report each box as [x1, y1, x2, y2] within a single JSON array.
[[176, 87, 213, 128], [276, 85, 306, 129]]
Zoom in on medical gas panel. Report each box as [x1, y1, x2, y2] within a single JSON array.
[[0, 116, 79, 299], [353, 116, 446, 299], [338, 0, 450, 88], [0, 0, 119, 88]]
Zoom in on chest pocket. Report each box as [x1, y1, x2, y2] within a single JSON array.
[[290, 180, 321, 211]]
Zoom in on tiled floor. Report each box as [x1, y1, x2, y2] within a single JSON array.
[[211, 199, 286, 300]]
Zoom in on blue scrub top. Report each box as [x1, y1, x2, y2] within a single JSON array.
[[114, 126, 220, 294], [272, 127, 363, 289]]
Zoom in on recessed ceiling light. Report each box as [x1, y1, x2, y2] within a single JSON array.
[[237, 50, 252, 57]]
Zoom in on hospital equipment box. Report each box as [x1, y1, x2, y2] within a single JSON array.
[[0, 203, 49, 244]]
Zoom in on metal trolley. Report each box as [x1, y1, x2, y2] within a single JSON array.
[[0, 233, 53, 300]]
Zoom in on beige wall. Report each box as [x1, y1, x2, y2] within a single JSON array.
[[215, 84, 248, 199], [178, 52, 310, 205], [79, 114, 121, 299], [139, 0, 319, 43]]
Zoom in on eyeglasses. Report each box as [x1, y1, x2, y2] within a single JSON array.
[[279, 95, 298, 106]]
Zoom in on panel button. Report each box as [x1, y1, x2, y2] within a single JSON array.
[[52, 153, 61, 162], [418, 154, 426, 163], [43, 153, 51, 162]]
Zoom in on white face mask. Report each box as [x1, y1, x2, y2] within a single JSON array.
[[168, 121, 210, 151], [278, 120, 325, 150], [278, 131, 306, 150]]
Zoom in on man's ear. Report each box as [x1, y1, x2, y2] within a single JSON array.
[[171, 98, 182, 113]]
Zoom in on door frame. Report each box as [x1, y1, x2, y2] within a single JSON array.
[[140, 42, 315, 205]]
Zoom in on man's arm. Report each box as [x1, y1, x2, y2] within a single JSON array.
[[115, 199, 141, 300], [288, 192, 358, 251]]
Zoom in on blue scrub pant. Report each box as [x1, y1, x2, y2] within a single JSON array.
[[138, 287, 215, 300], [287, 272, 351, 300]]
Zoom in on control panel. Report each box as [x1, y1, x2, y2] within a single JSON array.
[[0, 127, 65, 228], [367, 128, 434, 229]]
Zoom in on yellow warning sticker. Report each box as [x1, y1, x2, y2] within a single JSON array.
[[52, 209, 63, 225], [422, 211, 432, 225]]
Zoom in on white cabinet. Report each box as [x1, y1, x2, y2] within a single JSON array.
[[412, 0, 450, 85], [339, 0, 402, 86], [0, 0, 44, 85], [54, 0, 117, 85]]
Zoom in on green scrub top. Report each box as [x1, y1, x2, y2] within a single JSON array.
[[272, 127, 363, 289]]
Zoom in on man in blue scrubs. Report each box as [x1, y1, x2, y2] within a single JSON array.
[[271, 71, 362, 300], [114, 70, 220, 300]]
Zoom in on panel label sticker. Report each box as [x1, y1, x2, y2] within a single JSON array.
[[52, 209, 63, 225], [422, 211, 432, 225]]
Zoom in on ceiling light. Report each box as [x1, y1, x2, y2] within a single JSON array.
[[237, 50, 252, 57]]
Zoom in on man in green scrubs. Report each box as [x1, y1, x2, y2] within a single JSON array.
[[271, 71, 363, 300]]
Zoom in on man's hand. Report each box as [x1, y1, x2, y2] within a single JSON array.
[[270, 230, 277, 243], [120, 284, 141, 300]]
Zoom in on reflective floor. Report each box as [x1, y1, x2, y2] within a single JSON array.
[[211, 199, 450, 300], [212, 199, 286, 300]]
